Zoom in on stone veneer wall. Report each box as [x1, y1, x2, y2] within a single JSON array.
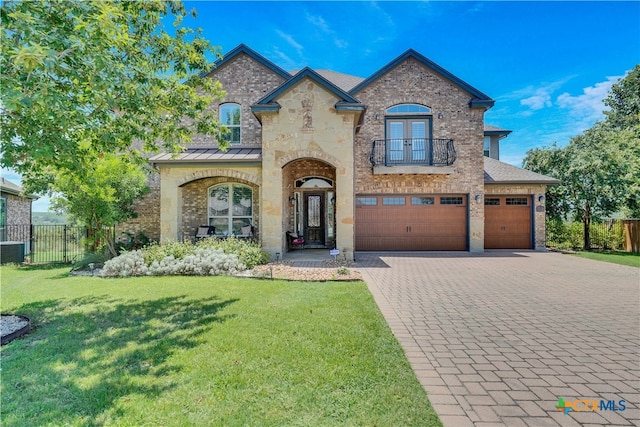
[[180, 177, 259, 240], [259, 77, 358, 258], [352, 56, 487, 251], [282, 158, 337, 246], [485, 184, 548, 250]]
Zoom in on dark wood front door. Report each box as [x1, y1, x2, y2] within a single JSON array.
[[304, 193, 325, 246]]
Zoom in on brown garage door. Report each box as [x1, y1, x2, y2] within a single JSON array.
[[355, 195, 468, 251], [484, 196, 532, 249]]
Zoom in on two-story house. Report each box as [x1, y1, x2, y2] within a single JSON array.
[[125, 44, 558, 259]]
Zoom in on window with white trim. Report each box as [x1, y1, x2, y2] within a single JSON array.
[[219, 103, 241, 145], [208, 184, 253, 236]]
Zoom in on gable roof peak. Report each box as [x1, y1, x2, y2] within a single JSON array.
[[202, 44, 291, 80], [350, 48, 494, 109], [255, 66, 363, 106]]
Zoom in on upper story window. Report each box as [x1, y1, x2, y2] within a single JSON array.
[[219, 103, 241, 145], [483, 136, 491, 157], [385, 104, 432, 163]]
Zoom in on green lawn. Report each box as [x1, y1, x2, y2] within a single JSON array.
[[572, 250, 640, 268], [0, 266, 441, 427]]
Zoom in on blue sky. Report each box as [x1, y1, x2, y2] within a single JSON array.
[[5, 1, 639, 211], [184, 0, 638, 167]]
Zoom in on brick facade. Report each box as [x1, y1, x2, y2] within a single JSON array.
[[353, 56, 487, 251], [125, 45, 554, 253]]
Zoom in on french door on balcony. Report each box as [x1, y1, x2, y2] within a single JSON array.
[[386, 118, 432, 164]]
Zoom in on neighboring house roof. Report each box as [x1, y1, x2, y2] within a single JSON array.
[[484, 157, 560, 184], [150, 148, 262, 164], [203, 44, 292, 80], [0, 177, 38, 199], [484, 125, 512, 137], [290, 69, 365, 92], [251, 67, 366, 114], [350, 49, 495, 109]]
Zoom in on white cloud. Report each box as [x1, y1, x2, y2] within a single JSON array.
[[556, 74, 622, 123], [520, 89, 552, 111], [275, 29, 304, 57], [305, 12, 348, 49]]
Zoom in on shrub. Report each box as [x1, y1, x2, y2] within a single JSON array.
[[115, 230, 153, 253], [196, 236, 269, 268], [72, 252, 110, 271], [142, 240, 195, 265], [102, 250, 149, 277], [102, 248, 244, 277]]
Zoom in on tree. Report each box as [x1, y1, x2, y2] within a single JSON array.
[[524, 66, 640, 249], [604, 65, 640, 130], [50, 154, 150, 254], [1, 0, 226, 193], [603, 65, 640, 217]]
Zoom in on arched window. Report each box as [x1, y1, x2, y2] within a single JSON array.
[[208, 183, 253, 236], [385, 104, 432, 163], [219, 103, 241, 145], [386, 104, 431, 114]]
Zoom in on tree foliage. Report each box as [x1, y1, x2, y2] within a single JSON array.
[[524, 66, 640, 249], [51, 154, 150, 254], [0, 0, 226, 193]]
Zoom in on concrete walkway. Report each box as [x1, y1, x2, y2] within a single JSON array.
[[357, 252, 639, 426]]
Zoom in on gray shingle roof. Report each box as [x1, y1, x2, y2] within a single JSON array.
[[484, 157, 560, 184], [484, 124, 511, 134], [290, 69, 364, 92], [0, 177, 38, 199]]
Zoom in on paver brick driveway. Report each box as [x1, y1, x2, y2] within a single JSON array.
[[357, 251, 639, 426]]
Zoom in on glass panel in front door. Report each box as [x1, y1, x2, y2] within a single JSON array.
[[308, 195, 320, 227]]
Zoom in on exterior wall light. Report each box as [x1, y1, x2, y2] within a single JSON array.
[[475, 194, 483, 203], [538, 195, 546, 203]]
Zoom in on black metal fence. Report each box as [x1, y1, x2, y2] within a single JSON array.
[[546, 219, 627, 251], [1, 225, 87, 263]]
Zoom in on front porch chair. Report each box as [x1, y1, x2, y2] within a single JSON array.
[[286, 231, 304, 250], [195, 225, 215, 241]]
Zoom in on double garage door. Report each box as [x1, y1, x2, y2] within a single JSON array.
[[355, 194, 533, 251], [355, 194, 468, 251]]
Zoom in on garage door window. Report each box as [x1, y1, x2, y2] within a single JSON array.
[[383, 197, 405, 205], [506, 197, 528, 205], [440, 197, 464, 205], [356, 197, 377, 206], [412, 197, 434, 205], [485, 198, 500, 206]]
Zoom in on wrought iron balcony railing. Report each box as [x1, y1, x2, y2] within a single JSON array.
[[370, 138, 456, 167]]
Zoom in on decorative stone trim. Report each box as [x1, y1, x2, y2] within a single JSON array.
[[176, 169, 261, 187], [278, 149, 340, 168]]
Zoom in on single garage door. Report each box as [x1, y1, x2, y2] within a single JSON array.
[[484, 196, 532, 249], [355, 194, 468, 251]]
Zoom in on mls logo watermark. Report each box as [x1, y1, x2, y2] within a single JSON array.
[[555, 397, 626, 415]]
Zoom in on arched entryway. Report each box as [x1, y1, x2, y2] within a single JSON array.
[[283, 159, 336, 249]]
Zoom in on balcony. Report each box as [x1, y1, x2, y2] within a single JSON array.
[[370, 138, 456, 175]]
